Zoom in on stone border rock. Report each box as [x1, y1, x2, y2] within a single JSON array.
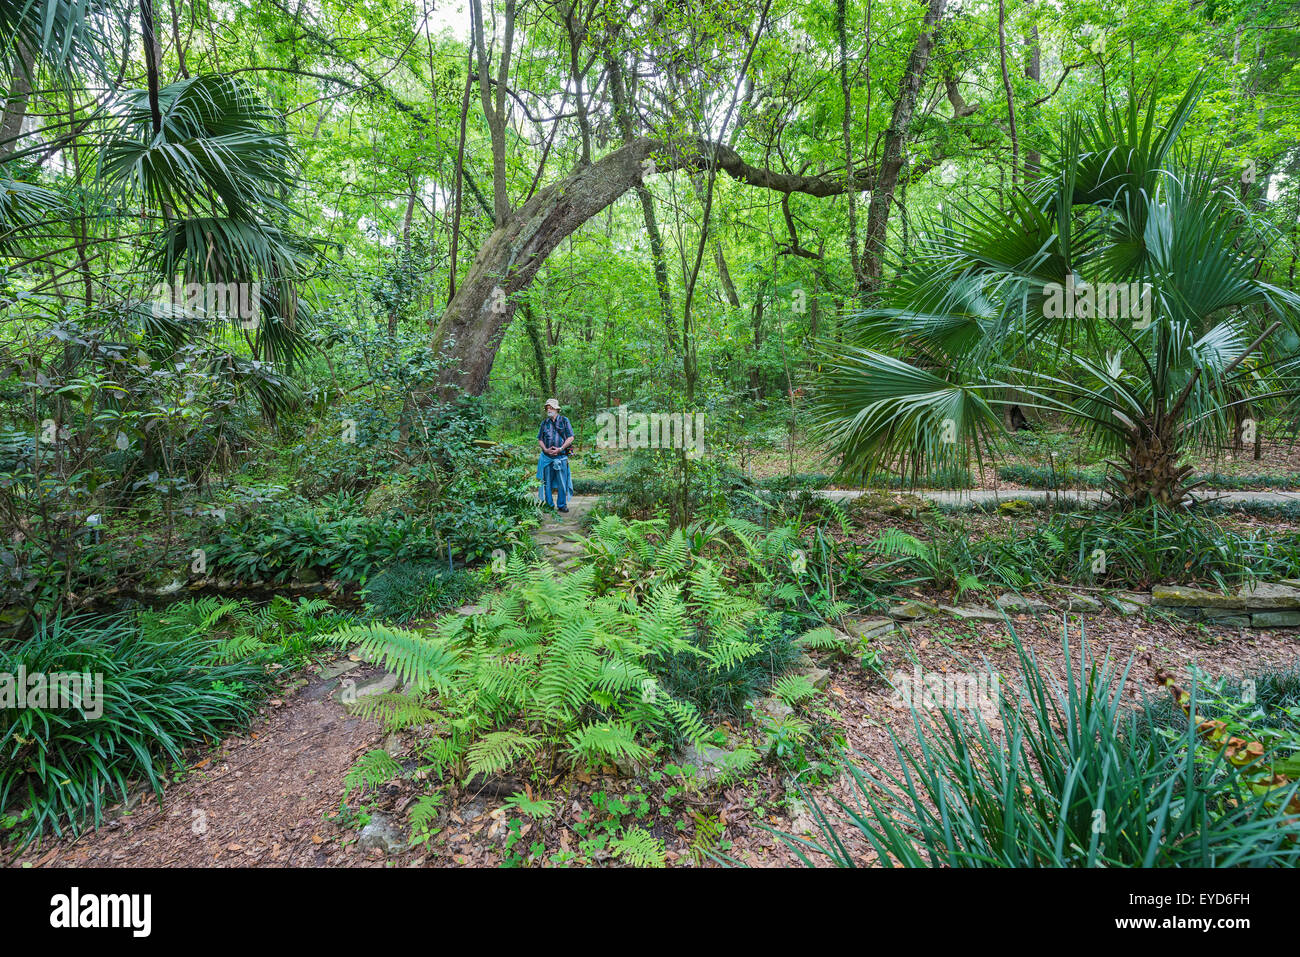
[[1151, 581, 1300, 628]]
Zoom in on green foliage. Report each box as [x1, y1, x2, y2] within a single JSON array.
[[976, 506, 1300, 589], [343, 749, 402, 800], [407, 793, 445, 845], [501, 791, 557, 821], [0, 610, 276, 845], [772, 674, 819, 706], [0, 595, 345, 845], [322, 516, 809, 780], [812, 81, 1300, 508], [868, 528, 987, 599], [775, 630, 1300, 867], [856, 507, 1300, 594], [361, 564, 484, 623], [610, 826, 667, 868], [209, 495, 527, 584]]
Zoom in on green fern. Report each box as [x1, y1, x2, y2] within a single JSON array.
[[466, 731, 539, 779], [610, 827, 667, 867], [351, 692, 439, 732], [773, 674, 818, 706], [328, 623, 460, 694], [344, 749, 401, 799], [567, 721, 652, 767], [797, 626, 844, 651], [408, 794, 444, 840], [500, 791, 557, 820]]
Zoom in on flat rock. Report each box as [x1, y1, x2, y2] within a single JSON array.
[[1066, 594, 1103, 613], [1117, 591, 1152, 606], [317, 658, 362, 679], [678, 743, 735, 785], [844, 617, 900, 639], [802, 667, 832, 690], [357, 813, 408, 855], [338, 672, 400, 709], [749, 696, 794, 723], [1252, 610, 1300, 627], [939, 604, 1004, 622], [455, 604, 489, 616], [1150, 582, 1300, 611], [1238, 582, 1300, 610], [887, 600, 940, 620], [995, 592, 1052, 614]]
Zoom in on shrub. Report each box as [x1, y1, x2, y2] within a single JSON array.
[[774, 630, 1300, 867], [652, 614, 805, 718], [362, 564, 485, 623], [323, 516, 818, 782], [0, 613, 267, 844], [208, 491, 534, 584]]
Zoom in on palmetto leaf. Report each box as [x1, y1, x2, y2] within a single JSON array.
[[101, 74, 293, 220], [812, 78, 1300, 504]]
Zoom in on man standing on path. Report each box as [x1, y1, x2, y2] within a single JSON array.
[[537, 398, 574, 513]]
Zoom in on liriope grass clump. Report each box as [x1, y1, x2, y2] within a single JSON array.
[[774, 627, 1300, 868], [1, 596, 348, 847]]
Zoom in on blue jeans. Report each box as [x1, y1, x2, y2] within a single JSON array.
[[543, 462, 567, 508]]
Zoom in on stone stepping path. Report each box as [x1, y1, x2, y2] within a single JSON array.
[[534, 493, 600, 570]]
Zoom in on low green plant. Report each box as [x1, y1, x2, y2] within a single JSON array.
[[772, 628, 1300, 867], [361, 564, 485, 623], [0, 612, 273, 845]]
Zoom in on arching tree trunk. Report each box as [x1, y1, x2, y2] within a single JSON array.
[[432, 138, 661, 395], [432, 136, 883, 395]]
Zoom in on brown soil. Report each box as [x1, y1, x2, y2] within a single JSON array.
[[9, 602, 1297, 870]]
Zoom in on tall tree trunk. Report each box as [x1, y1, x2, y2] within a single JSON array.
[[606, 50, 677, 348], [469, 0, 515, 225], [140, 0, 164, 136], [521, 300, 549, 395], [0, 41, 34, 163], [432, 137, 879, 395], [997, 0, 1019, 189], [1022, 0, 1040, 179], [448, 49, 474, 301], [861, 0, 947, 295], [837, 0, 863, 291]]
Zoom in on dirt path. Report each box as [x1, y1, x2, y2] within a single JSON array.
[[8, 497, 607, 869], [9, 660, 400, 868]]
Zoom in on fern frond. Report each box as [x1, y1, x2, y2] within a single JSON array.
[[326, 623, 461, 694], [797, 626, 844, 650], [351, 692, 440, 732], [501, 791, 557, 820], [567, 721, 651, 767], [465, 730, 539, 779], [610, 827, 666, 867], [772, 673, 819, 705], [408, 794, 444, 833], [344, 749, 401, 798]]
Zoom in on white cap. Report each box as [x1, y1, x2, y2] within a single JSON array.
[[545, 398, 560, 409]]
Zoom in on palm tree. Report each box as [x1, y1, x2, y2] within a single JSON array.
[[811, 80, 1300, 508]]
